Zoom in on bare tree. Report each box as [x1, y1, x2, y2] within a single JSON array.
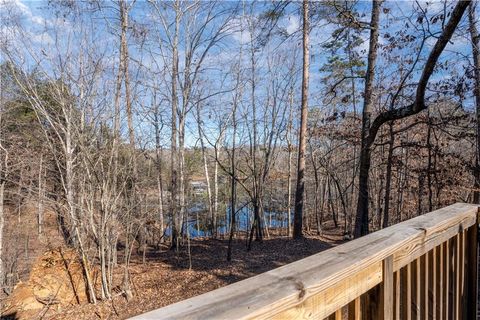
[[354, 0, 471, 237], [293, 0, 310, 239]]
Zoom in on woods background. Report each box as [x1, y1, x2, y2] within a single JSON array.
[[0, 0, 479, 315]]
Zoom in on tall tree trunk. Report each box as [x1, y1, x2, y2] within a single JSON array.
[[382, 121, 394, 228], [212, 126, 224, 238], [122, 1, 134, 154], [196, 105, 214, 237], [313, 165, 321, 235], [327, 177, 338, 228], [469, 2, 480, 204], [353, 0, 382, 238], [397, 147, 408, 220], [65, 112, 97, 304], [348, 27, 359, 225], [375, 173, 383, 230], [293, 0, 310, 239], [286, 88, 294, 237], [170, 0, 180, 249], [178, 114, 186, 241], [248, 20, 263, 245], [119, 0, 135, 300], [38, 154, 44, 235], [154, 102, 164, 243], [227, 102, 238, 262], [331, 174, 348, 234], [426, 115, 433, 212], [309, 142, 321, 235], [417, 173, 424, 217], [111, 0, 124, 278], [0, 178, 4, 292], [0, 106, 5, 292], [213, 148, 219, 236]]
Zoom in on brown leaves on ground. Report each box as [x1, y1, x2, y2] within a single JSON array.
[[3, 225, 344, 320]]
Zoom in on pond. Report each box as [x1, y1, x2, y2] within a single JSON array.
[[162, 204, 292, 238]]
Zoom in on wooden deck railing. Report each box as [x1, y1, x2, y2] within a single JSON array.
[[131, 203, 479, 320]]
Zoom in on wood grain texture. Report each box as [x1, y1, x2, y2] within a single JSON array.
[[445, 239, 451, 319], [335, 309, 342, 320], [272, 261, 382, 320], [459, 230, 465, 320], [394, 271, 400, 320], [130, 203, 478, 320], [348, 297, 361, 320], [428, 248, 435, 320], [466, 223, 478, 320], [383, 256, 394, 320], [438, 244, 444, 319], [412, 258, 420, 320], [455, 234, 461, 319], [421, 254, 427, 319], [401, 264, 411, 320]]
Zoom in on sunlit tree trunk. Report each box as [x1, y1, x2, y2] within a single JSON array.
[[227, 92, 238, 262], [170, 0, 180, 250], [118, 0, 135, 300], [286, 88, 294, 237], [213, 147, 219, 236], [293, 0, 310, 239], [195, 104, 214, 237], [154, 114, 165, 243], [213, 129, 225, 237]]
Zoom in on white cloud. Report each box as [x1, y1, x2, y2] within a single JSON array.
[[285, 15, 299, 35], [0, 0, 29, 14], [30, 31, 53, 45], [227, 15, 253, 45], [1, 0, 39, 25], [0, 0, 62, 30], [31, 15, 45, 25], [232, 29, 252, 44]]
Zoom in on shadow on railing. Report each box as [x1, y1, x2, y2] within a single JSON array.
[[131, 203, 479, 320]]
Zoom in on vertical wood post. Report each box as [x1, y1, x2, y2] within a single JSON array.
[[348, 297, 361, 320], [420, 255, 427, 319], [438, 243, 444, 318], [383, 255, 394, 320], [428, 249, 436, 319], [455, 233, 461, 319], [412, 258, 420, 319], [401, 264, 412, 320], [459, 231, 465, 319], [466, 218, 478, 320], [445, 240, 450, 318], [394, 271, 400, 320]]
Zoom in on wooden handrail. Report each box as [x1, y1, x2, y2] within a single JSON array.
[[131, 203, 479, 320]]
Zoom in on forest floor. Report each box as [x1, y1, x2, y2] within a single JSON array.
[[48, 225, 345, 320], [0, 201, 346, 320]]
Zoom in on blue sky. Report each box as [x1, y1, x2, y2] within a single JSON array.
[[1, 0, 478, 148]]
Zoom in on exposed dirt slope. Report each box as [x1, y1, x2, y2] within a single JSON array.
[[1, 248, 90, 320]]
